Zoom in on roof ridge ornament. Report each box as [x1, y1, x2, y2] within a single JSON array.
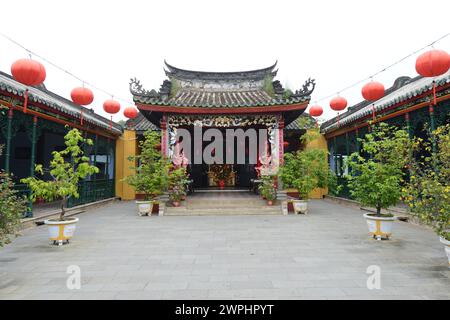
[[291, 78, 316, 98], [129, 77, 159, 98]]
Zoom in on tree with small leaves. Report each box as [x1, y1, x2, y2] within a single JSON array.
[[21, 128, 99, 221], [346, 123, 410, 216]]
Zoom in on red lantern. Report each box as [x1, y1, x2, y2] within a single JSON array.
[[330, 96, 347, 111], [361, 82, 385, 101], [11, 59, 46, 113], [103, 99, 121, 129], [71, 87, 94, 125], [283, 141, 289, 148], [123, 106, 138, 119], [415, 49, 450, 77], [11, 59, 46, 86], [330, 96, 347, 127], [309, 105, 323, 117], [415, 49, 450, 106], [362, 81, 385, 123], [71, 87, 94, 105], [103, 99, 121, 114]]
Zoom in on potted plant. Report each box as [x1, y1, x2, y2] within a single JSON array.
[[0, 147, 28, 246], [21, 128, 98, 245], [258, 175, 277, 205], [346, 123, 410, 240], [126, 130, 170, 216], [168, 167, 188, 207], [403, 124, 450, 265], [279, 130, 330, 214]]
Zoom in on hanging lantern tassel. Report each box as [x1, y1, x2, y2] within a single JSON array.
[[23, 88, 29, 113], [80, 110, 84, 125], [110, 115, 113, 129], [337, 112, 340, 127]]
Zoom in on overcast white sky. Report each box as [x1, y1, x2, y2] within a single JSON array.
[[1, 0, 449, 122]]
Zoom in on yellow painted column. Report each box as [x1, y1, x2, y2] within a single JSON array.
[[304, 129, 329, 199], [115, 130, 137, 200]]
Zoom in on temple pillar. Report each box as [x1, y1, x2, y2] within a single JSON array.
[[278, 119, 285, 166], [355, 128, 360, 153], [26, 116, 38, 218], [4, 108, 13, 173], [277, 119, 284, 191], [333, 136, 337, 175], [405, 113, 412, 138], [160, 116, 168, 157]]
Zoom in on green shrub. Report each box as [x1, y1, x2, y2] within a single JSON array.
[[403, 124, 450, 240]]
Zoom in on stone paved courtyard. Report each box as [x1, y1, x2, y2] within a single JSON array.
[[0, 199, 449, 300]]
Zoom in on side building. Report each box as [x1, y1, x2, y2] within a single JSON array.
[[0, 71, 123, 216], [321, 71, 450, 198]]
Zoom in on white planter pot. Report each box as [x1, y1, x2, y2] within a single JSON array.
[[292, 200, 308, 215], [136, 200, 153, 216], [363, 213, 395, 240], [44, 217, 79, 246], [439, 237, 450, 268]]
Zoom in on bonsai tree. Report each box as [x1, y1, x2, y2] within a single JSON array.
[[346, 123, 410, 216], [168, 167, 189, 203], [403, 124, 450, 240], [0, 146, 27, 246], [126, 130, 170, 201], [258, 175, 277, 202], [280, 129, 330, 199], [21, 128, 99, 221]]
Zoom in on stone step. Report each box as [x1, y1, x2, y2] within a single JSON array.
[[165, 206, 282, 216], [185, 199, 269, 208]]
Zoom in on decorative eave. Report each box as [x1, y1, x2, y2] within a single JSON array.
[[0, 71, 123, 135], [135, 101, 309, 114], [321, 71, 450, 135]]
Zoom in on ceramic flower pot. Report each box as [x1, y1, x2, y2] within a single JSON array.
[[172, 201, 180, 207], [439, 237, 450, 268], [292, 200, 308, 214], [363, 213, 396, 240], [267, 200, 273, 206], [45, 217, 79, 246], [218, 180, 225, 189], [136, 200, 153, 216]]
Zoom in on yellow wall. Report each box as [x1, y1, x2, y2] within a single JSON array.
[[115, 130, 137, 200], [304, 129, 329, 199]]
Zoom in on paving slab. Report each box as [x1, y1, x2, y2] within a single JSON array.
[[0, 199, 449, 300]]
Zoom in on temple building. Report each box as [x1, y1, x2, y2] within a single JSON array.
[[321, 70, 450, 197], [0, 71, 122, 216], [124, 61, 317, 193]]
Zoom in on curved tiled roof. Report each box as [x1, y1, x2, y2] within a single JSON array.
[[164, 60, 278, 82], [126, 112, 159, 132], [321, 71, 450, 133]]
